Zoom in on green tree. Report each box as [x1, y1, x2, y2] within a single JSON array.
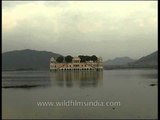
[[78, 55, 98, 62], [65, 55, 73, 63], [90, 55, 98, 62], [56, 56, 64, 63], [78, 55, 85, 62], [85, 55, 91, 61]]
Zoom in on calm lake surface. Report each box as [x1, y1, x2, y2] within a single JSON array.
[[2, 69, 157, 119]]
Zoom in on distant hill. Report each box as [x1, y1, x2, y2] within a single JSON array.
[[104, 57, 136, 66], [128, 51, 158, 68], [104, 51, 158, 69], [2, 49, 62, 70]]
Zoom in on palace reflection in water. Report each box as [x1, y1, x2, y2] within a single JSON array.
[[50, 71, 103, 88], [2, 71, 103, 89], [2, 70, 157, 119]]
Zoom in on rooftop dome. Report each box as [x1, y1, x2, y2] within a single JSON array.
[[72, 57, 81, 60], [50, 57, 56, 62]]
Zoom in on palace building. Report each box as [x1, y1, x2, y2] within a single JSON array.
[[50, 56, 103, 71]]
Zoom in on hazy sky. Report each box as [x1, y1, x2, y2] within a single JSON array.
[[2, 1, 157, 60]]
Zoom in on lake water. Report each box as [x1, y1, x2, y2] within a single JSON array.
[[2, 69, 157, 119]]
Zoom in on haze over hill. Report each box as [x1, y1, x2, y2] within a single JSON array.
[[2, 49, 62, 70], [104, 57, 136, 66], [128, 51, 158, 68], [104, 51, 158, 69], [2, 49, 158, 70], [2, 1, 157, 60]]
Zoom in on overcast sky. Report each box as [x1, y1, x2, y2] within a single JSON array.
[[2, 1, 157, 60]]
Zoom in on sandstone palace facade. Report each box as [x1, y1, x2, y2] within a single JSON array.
[[50, 56, 103, 71]]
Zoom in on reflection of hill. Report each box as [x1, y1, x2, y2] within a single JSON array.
[[2, 71, 103, 89], [2, 71, 52, 89], [50, 71, 103, 88]]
